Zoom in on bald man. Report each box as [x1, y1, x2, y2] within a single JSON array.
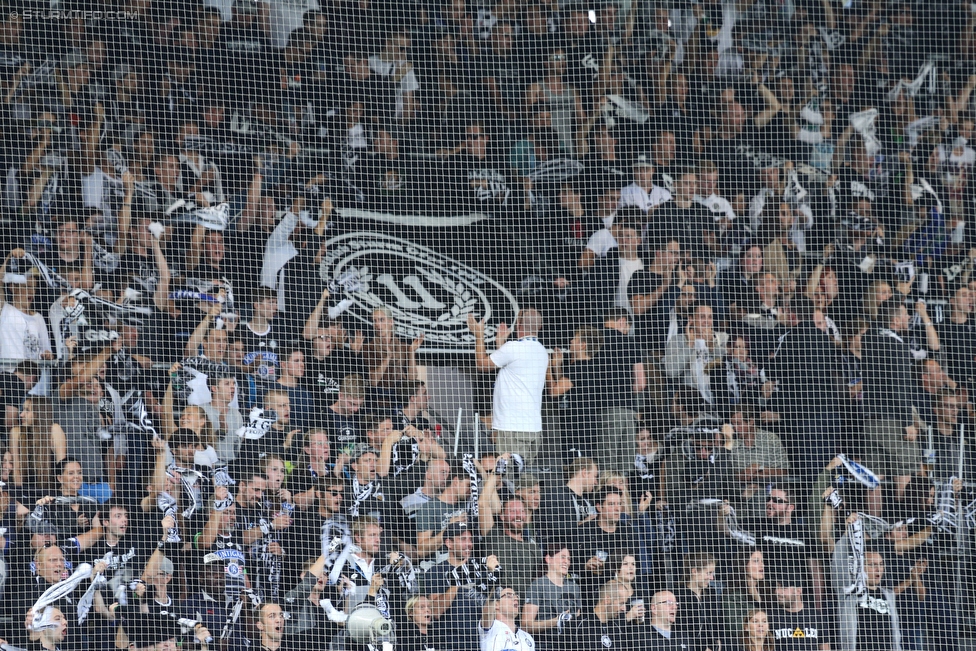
[[468, 309, 549, 464]]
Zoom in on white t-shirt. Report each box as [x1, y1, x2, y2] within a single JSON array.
[[489, 338, 549, 432], [367, 56, 420, 118], [260, 0, 320, 48], [618, 183, 672, 212], [585, 228, 617, 257], [481, 620, 535, 651], [0, 302, 52, 372], [693, 193, 737, 221], [616, 257, 644, 312]]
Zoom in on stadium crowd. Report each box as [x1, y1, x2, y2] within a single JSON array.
[[0, 0, 976, 650]]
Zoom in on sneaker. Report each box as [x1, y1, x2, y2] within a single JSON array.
[[192, 203, 230, 231]]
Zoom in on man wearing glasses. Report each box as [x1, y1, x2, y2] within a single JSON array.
[[480, 588, 535, 651], [742, 484, 815, 590], [647, 591, 688, 650]]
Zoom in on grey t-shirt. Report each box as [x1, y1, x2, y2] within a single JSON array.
[[414, 498, 467, 546], [524, 575, 583, 620], [59, 397, 106, 481], [483, 530, 543, 596]]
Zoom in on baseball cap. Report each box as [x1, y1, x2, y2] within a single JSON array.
[[351, 443, 379, 462], [159, 556, 175, 575], [633, 154, 655, 169], [443, 522, 469, 541]]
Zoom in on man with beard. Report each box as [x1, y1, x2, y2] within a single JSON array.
[[233, 469, 292, 600], [482, 498, 542, 596], [302, 291, 365, 412], [179, 551, 248, 651], [425, 524, 500, 651]]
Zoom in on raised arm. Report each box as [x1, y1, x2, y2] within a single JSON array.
[[161, 362, 181, 437], [0, 248, 27, 310], [114, 172, 135, 257], [467, 314, 500, 372], [303, 288, 331, 340], [185, 301, 222, 358]]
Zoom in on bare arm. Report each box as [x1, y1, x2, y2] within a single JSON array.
[[303, 288, 331, 340], [196, 504, 224, 549], [429, 586, 460, 619], [633, 362, 647, 393], [161, 364, 180, 437], [416, 528, 447, 559], [467, 315, 499, 372], [238, 169, 264, 233], [754, 83, 783, 128], [151, 237, 176, 315], [59, 345, 112, 399], [185, 302, 222, 358], [51, 423, 67, 461], [115, 172, 135, 257], [185, 224, 207, 273], [9, 428, 23, 487], [521, 603, 560, 634], [478, 471, 502, 536]]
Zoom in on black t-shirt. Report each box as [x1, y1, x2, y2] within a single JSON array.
[[357, 153, 420, 214], [672, 587, 722, 651], [556, 358, 602, 450], [236, 322, 281, 383], [707, 125, 772, 199], [651, 202, 714, 261], [769, 605, 825, 651], [321, 407, 365, 455], [305, 349, 363, 412], [561, 32, 608, 104], [594, 330, 642, 411], [937, 320, 976, 386], [536, 482, 594, 548], [856, 591, 895, 651], [441, 155, 512, 216], [474, 51, 525, 114], [573, 613, 626, 651]]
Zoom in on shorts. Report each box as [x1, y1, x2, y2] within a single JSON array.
[[494, 430, 541, 464], [864, 419, 921, 478]]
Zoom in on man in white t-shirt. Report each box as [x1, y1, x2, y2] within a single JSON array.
[[467, 309, 549, 464], [618, 155, 672, 214], [481, 587, 536, 651], [368, 32, 420, 121], [0, 251, 53, 373], [259, 0, 320, 49]]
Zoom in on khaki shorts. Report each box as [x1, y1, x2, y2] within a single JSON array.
[[864, 419, 921, 478], [494, 430, 541, 464]]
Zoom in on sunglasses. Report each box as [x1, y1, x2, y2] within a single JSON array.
[[767, 497, 789, 505]]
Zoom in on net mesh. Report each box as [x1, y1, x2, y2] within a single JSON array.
[[0, 0, 974, 650]]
